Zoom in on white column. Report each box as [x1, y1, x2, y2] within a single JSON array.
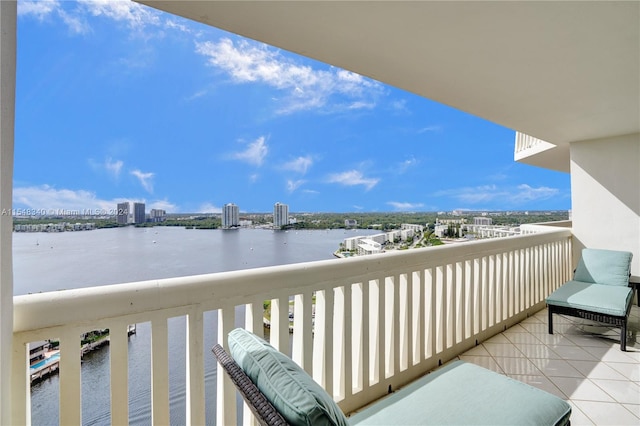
[[0, 1, 16, 424]]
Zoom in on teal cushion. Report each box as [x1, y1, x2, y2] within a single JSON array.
[[228, 328, 349, 426], [348, 361, 571, 426], [573, 249, 632, 286], [547, 280, 633, 316]]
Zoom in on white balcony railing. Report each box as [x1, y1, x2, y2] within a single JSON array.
[[12, 227, 572, 425]]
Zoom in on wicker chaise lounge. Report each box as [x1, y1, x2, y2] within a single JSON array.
[[546, 248, 634, 351], [213, 328, 572, 426]]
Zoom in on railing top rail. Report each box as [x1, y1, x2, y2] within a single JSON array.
[[14, 227, 571, 334]]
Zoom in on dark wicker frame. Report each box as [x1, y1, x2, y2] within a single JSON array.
[[212, 344, 290, 426], [548, 276, 635, 351]]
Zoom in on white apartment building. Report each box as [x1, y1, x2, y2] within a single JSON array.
[[221, 203, 239, 229], [273, 202, 289, 228]]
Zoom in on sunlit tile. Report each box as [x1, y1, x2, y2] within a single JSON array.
[[530, 359, 583, 378], [520, 322, 549, 335], [510, 374, 567, 399], [482, 342, 523, 358], [587, 347, 638, 363], [607, 362, 640, 382], [564, 334, 618, 348], [463, 344, 491, 357], [622, 403, 640, 419], [566, 402, 596, 426], [514, 343, 562, 359], [591, 379, 640, 404], [549, 377, 615, 402], [483, 333, 511, 344], [458, 355, 504, 374], [569, 360, 629, 381], [572, 400, 640, 425], [551, 345, 599, 361], [494, 357, 543, 376], [504, 331, 544, 345]]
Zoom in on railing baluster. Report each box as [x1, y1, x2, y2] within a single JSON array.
[[292, 291, 313, 374], [10, 338, 29, 426], [217, 306, 236, 426], [361, 282, 370, 389], [59, 329, 82, 426], [186, 309, 205, 426], [343, 285, 353, 399], [151, 318, 169, 426], [110, 322, 129, 426], [270, 297, 289, 355]]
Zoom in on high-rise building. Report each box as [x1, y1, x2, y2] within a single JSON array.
[[133, 202, 146, 224], [150, 209, 166, 222], [116, 202, 129, 225], [222, 203, 239, 229], [273, 202, 289, 228]]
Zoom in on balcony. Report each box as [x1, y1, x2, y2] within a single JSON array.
[[514, 133, 571, 173], [13, 225, 605, 424]]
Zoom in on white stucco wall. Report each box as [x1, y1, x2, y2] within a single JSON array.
[[570, 133, 640, 281]]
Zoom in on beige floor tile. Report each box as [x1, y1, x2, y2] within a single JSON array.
[[509, 374, 566, 398], [549, 377, 615, 402], [458, 355, 504, 374], [569, 360, 629, 381], [567, 402, 596, 426], [520, 322, 549, 335], [572, 400, 640, 425], [607, 362, 640, 382], [503, 331, 544, 345], [622, 403, 640, 419], [564, 334, 618, 348], [483, 333, 511, 344], [530, 358, 584, 378], [550, 345, 600, 361], [482, 342, 523, 358], [463, 344, 491, 357], [514, 343, 562, 359], [587, 347, 638, 363], [494, 357, 543, 376], [590, 379, 640, 404]]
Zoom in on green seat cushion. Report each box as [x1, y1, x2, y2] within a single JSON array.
[[573, 249, 633, 286], [348, 361, 571, 426], [547, 280, 633, 316], [228, 328, 349, 426]]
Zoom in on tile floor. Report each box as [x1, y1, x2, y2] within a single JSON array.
[[456, 303, 640, 425]]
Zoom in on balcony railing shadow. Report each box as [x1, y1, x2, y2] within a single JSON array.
[[12, 226, 574, 425]]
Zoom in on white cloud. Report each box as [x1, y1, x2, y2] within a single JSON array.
[[327, 170, 379, 191], [18, 0, 59, 19], [418, 125, 442, 134], [130, 169, 154, 193], [195, 38, 383, 114], [397, 157, 418, 174], [230, 136, 268, 166], [286, 179, 306, 193], [387, 201, 424, 211], [434, 184, 560, 205], [89, 157, 124, 179], [199, 202, 222, 214], [148, 199, 177, 213], [105, 158, 124, 178], [79, 0, 160, 30], [13, 185, 122, 212], [512, 184, 559, 203], [282, 156, 313, 174]]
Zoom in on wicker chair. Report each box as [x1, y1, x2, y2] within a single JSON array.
[[212, 344, 289, 426]]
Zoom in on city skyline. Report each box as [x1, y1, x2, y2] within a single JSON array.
[[13, 0, 571, 214]]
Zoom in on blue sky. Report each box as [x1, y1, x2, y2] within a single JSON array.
[[13, 0, 571, 214]]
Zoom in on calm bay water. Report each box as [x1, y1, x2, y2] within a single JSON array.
[[14, 226, 375, 425]]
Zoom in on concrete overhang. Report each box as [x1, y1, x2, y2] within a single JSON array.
[[136, 1, 639, 149]]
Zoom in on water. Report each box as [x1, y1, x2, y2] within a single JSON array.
[[14, 226, 376, 425]]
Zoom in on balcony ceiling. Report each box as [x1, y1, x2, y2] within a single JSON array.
[[137, 1, 639, 146]]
